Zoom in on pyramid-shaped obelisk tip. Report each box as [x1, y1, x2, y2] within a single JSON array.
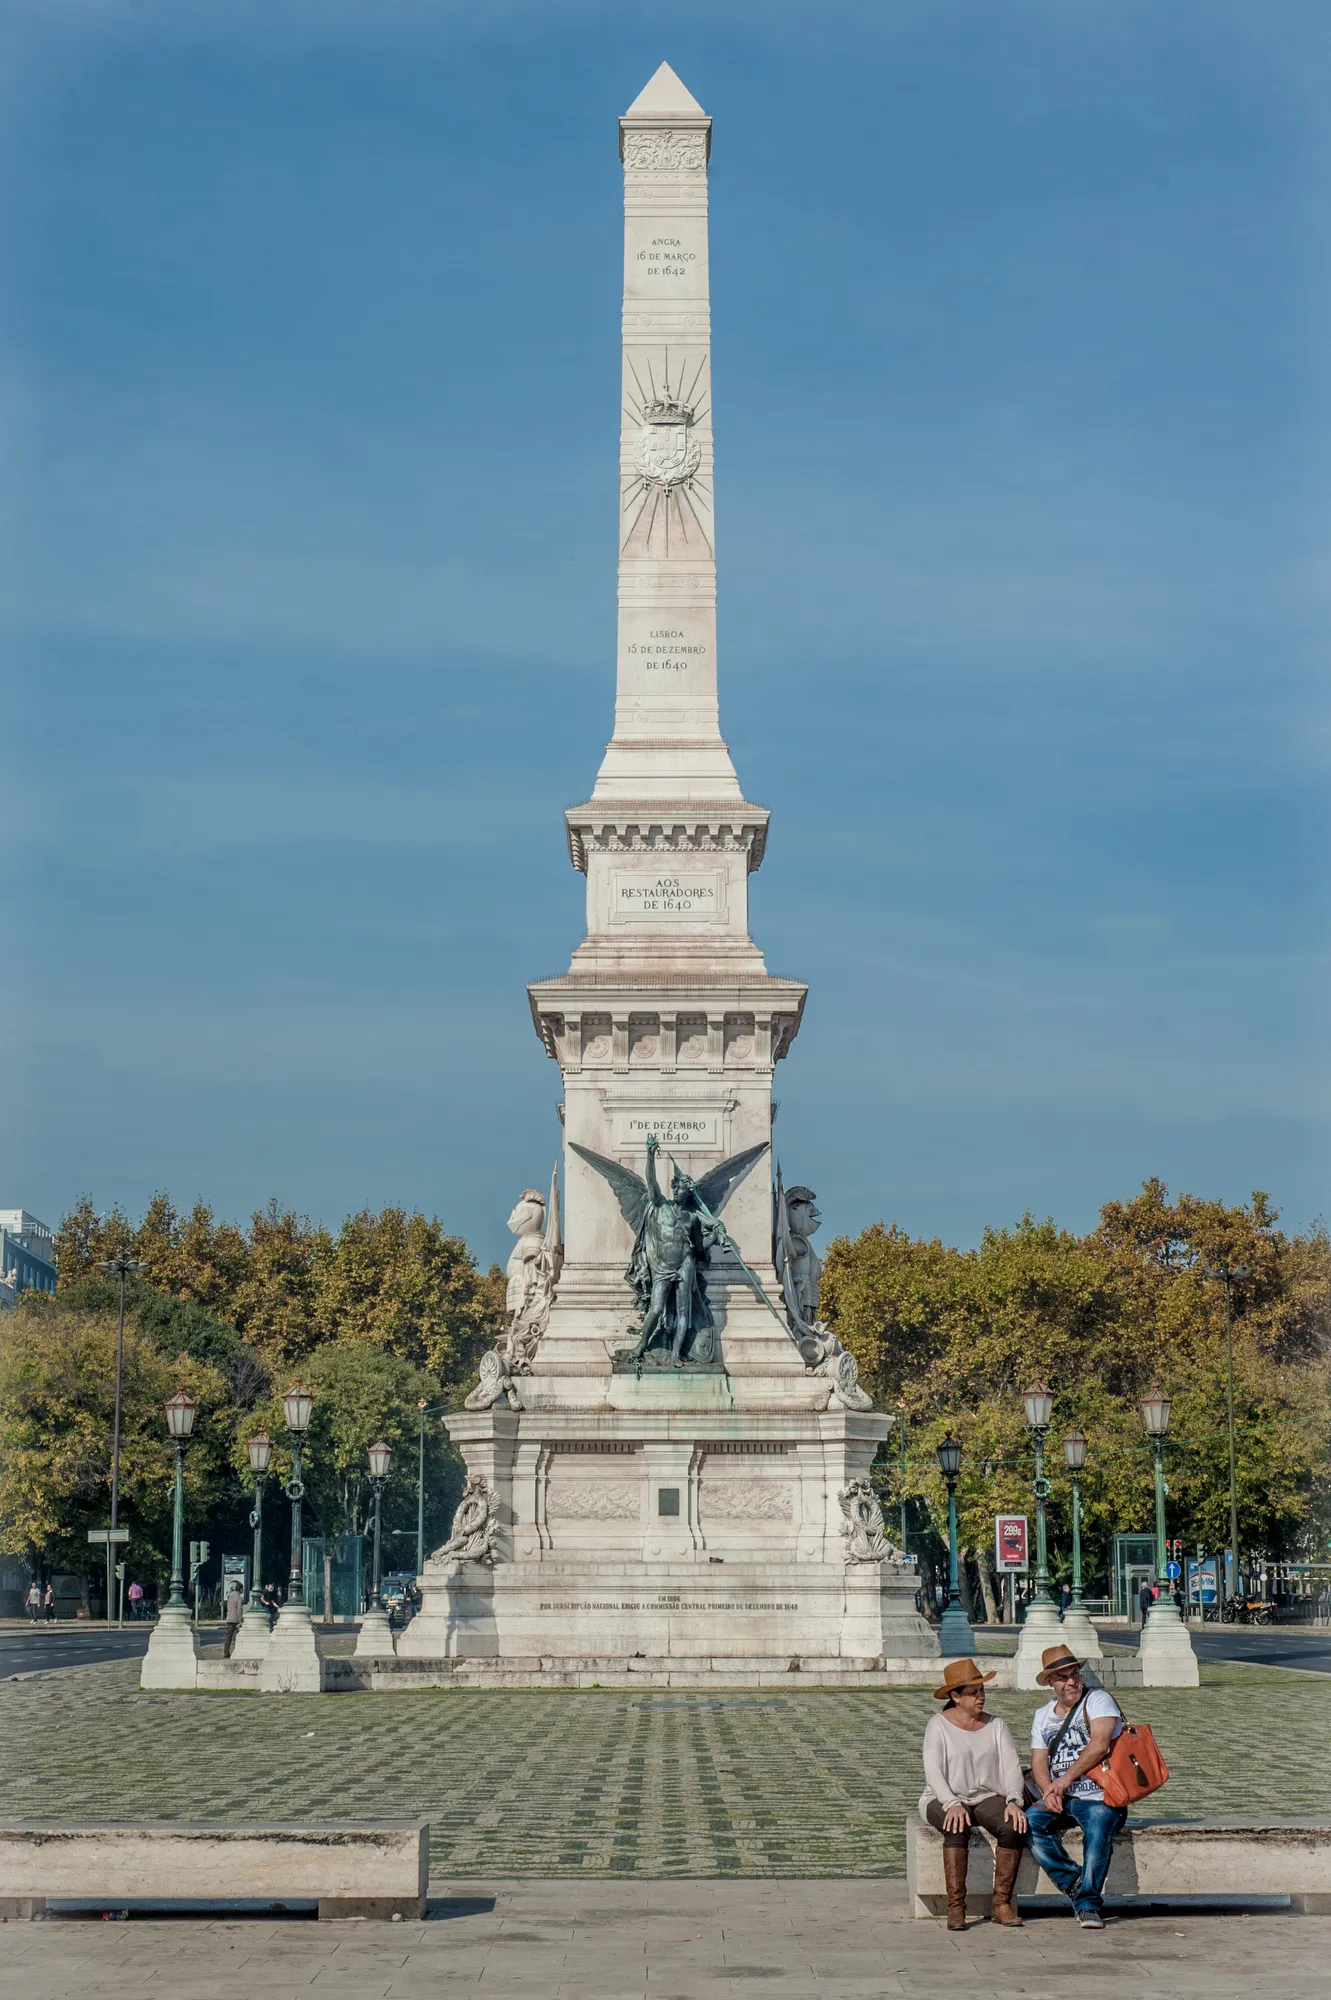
[[622, 61, 707, 122]]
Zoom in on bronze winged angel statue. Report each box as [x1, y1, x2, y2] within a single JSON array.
[[570, 1135, 768, 1366]]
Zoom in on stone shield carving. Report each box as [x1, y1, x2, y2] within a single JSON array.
[[634, 416, 702, 489]]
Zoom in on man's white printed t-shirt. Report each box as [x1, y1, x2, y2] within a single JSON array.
[[1030, 1690, 1123, 1802]]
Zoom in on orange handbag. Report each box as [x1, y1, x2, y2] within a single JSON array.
[[1095, 1720, 1169, 1808]]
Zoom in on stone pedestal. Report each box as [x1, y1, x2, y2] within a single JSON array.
[[1137, 1597, 1200, 1686], [139, 1603, 200, 1690], [1012, 1595, 1066, 1689], [400, 1402, 938, 1681], [257, 1600, 324, 1693], [1057, 1603, 1104, 1669], [229, 1600, 272, 1662], [353, 1606, 396, 1659]]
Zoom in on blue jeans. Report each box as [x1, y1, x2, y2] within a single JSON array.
[[1025, 1795, 1126, 1914]]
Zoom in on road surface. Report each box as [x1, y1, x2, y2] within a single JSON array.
[[0, 1626, 166, 1676], [1106, 1623, 1331, 1674]]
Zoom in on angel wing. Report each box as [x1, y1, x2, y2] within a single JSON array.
[[690, 1141, 769, 1219], [568, 1142, 650, 1235]]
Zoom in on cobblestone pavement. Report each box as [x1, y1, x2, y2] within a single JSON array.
[[1, 1661, 1326, 1879], [0, 1879, 1326, 2000]]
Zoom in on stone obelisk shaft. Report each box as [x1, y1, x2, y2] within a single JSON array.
[[592, 64, 739, 803]]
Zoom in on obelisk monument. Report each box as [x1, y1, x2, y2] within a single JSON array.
[[399, 67, 938, 1683]]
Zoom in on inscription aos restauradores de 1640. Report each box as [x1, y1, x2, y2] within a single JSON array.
[[614, 875, 720, 920]]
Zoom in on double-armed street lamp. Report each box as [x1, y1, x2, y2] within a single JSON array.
[[935, 1435, 975, 1654], [98, 1250, 143, 1623], [163, 1389, 198, 1611], [367, 1438, 391, 1612], [1022, 1379, 1056, 1616], [1140, 1385, 1173, 1608], [247, 1432, 273, 1610], [281, 1385, 314, 1607]]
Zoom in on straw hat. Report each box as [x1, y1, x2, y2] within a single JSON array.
[[932, 1656, 998, 1701], [1035, 1644, 1087, 1686]]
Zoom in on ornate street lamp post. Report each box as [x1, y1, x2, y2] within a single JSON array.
[[281, 1385, 314, 1608], [367, 1438, 391, 1611], [935, 1435, 975, 1655], [1063, 1428, 1087, 1612], [1140, 1386, 1172, 1602], [1022, 1380, 1055, 1612], [164, 1390, 197, 1611], [1135, 1382, 1199, 1684], [98, 1250, 143, 1624], [139, 1388, 204, 1688], [1056, 1426, 1102, 1662], [355, 1436, 398, 1659], [247, 1431, 272, 1605], [228, 1430, 275, 1663], [255, 1385, 323, 1690], [1012, 1379, 1063, 1685]]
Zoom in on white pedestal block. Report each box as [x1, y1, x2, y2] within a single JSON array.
[[1057, 1605, 1104, 1667], [1012, 1596, 1067, 1689], [398, 1402, 938, 1680], [353, 1606, 396, 1659], [1137, 1599, 1200, 1686], [229, 1600, 272, 1662], [139, 1603, 200, 1690], [257, 1601, 324, 1693]]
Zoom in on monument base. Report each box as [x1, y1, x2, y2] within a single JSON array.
[[1012, 1595, 1066, 1689], [229, 1600, 272, 1662], [353, 1606, 397, 1659], [1138, 1599, 1200, 1686], [1058, 1603, 1104, 1667], [258, 1600, 324, 1693], [397, 1398, 938, 1682], [139, 1603, 200, 1690]]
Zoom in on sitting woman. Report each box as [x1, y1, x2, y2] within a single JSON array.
[[920, 1657, 1028, 1931]]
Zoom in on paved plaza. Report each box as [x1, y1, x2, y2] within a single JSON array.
[[2, 1659, 1328, 1879], [0, 1878, 1326, 2000]]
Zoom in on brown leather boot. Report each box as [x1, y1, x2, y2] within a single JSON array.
[[943, 1842, 969, 1930], [991, 1844, 1023, 1926]]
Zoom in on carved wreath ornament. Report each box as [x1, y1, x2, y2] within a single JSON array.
[[622, 130, 708, 176]]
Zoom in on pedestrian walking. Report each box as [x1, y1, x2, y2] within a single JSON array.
[[222, 1582, 245, 1658], [25, 1581, 41, 1623], [1024, 1645, 1126, 1930], [919, 1657, 1028, 1931], [1138, 1580, 1155, 1624], [127, 1580, 144, 1620], [43, 1584, 56, 1622]]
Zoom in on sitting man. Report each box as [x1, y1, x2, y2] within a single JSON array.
[[1026, 1644, 1125, 1930]]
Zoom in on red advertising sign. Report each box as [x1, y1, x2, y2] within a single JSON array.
[[994, 1514, 1029, 1573]]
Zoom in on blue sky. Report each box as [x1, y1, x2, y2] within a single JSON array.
[[3, 0, 1327, 1269]]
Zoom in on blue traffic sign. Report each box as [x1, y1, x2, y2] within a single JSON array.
[[1165, 1560, 1181, 1580]]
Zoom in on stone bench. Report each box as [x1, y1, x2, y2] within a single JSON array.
[[907, 1813, 1331, 1918], [0, 1821, 428, 1920]]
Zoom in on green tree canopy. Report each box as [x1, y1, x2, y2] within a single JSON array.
[[822, 1182, 1331, 1601]]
